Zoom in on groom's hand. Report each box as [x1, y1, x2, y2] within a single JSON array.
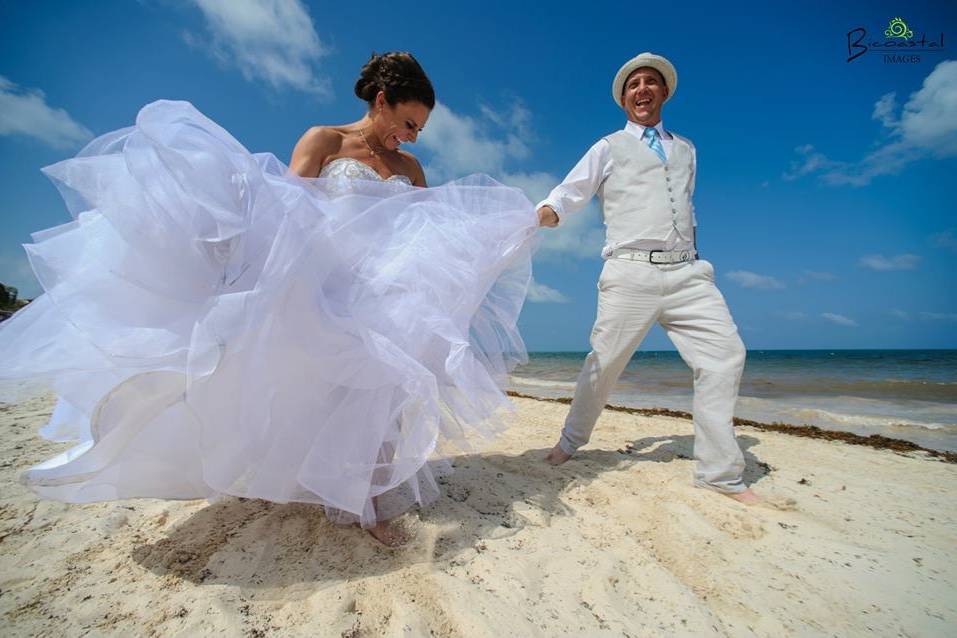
[[537, 205, 559, 227]]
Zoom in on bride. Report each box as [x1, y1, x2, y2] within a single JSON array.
[[291, 52, 431, 186], [0, 52, 537, 546]]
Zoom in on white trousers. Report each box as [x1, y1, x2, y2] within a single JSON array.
[[560, 258, 747, 493]]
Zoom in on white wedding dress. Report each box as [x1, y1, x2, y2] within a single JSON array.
[[0, 101, 537, 526]]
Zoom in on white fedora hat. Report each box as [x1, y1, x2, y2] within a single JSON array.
[[611, 52, 677, 106]]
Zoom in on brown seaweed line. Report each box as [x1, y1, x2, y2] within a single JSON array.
[[506, 391, 957, 464]]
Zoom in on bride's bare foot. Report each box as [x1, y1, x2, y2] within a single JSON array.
[[544, 443, 572, 466], [366, 520, 408, 547]]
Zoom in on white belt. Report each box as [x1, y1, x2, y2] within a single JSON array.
[[608, 248, 697, 264]]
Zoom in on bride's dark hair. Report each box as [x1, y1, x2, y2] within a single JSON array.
[[354, 52, 435, 109]]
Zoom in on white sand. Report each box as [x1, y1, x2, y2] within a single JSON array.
[[1, 394, 955, 637]]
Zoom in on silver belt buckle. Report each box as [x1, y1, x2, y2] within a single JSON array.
[[649, 249, 692, 264]]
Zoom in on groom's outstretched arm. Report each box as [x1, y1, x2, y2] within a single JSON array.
[[536, 139, 611, 228]]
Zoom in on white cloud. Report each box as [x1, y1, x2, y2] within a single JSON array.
[[783, 141, 922, 186], [187, 0, 329, 95], [534, 205, 606, 262], [872, 92, 898, 128], [858, 253, 920, 271], [0, 76, 93, 149], [725, 270, 785, 290], [504, 171, 604, 262], [888, 309, 910, 320], [418, 100, 606, 262], [897, 60, 957, 157], [784, 60, 957, 186], [419, 101, 528, 181], [497, 170, 554, 205], [479, 102, 532, 160], [821, 313, 858, 327], [527, 278, 570, 303], [783, 144, 845, 181]]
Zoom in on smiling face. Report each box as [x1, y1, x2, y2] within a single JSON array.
[[372, 91, 430, 151], [621, 67, 669, 127]]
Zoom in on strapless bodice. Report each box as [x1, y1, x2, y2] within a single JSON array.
[[318, 158, 413, 185]]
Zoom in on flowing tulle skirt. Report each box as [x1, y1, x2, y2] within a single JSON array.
[[0, 101, 537, 526]]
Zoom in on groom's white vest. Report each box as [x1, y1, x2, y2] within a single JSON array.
[[598, 130, 696, 248]]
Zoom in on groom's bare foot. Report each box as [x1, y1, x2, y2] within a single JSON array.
[[366, 521, 408, 547], [725, 488, 763, 505], [544, 443, 572, 466]]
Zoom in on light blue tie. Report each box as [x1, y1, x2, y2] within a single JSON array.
[[644, 127, 667, 163]]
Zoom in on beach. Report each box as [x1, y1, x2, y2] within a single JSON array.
[[1, 393, 955, 637]]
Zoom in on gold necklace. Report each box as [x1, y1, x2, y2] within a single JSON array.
[[358, 126, 383, 157]]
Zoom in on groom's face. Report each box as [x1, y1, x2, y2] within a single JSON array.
[[621, 67, 669, 126]]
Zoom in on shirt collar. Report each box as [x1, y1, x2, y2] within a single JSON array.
[[624, 120, 669, 140]]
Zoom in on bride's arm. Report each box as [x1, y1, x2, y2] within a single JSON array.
[[289, 127, 341, 178], [410, 158, 427, 187], [398, 150, 427, 187]]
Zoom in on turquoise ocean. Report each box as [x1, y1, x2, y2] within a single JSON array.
[[508, 350, 957, 453]]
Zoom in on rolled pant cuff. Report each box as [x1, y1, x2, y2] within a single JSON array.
[[558, 434, 580, 456]]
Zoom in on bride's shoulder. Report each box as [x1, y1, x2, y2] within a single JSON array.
[[291, 126, 347, 177], [298, 126, 347, 154]]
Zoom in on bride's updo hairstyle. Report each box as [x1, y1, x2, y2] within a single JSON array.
[[354, 52, 435, 110]]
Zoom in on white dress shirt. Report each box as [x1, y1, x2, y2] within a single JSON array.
[[538, 121, 698, 254]]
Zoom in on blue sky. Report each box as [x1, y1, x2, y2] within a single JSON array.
[[1, 1, 955, 351]]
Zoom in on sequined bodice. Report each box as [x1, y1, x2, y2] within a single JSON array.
[[318, 158, 413, 185]]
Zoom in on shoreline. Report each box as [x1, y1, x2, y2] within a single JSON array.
[[506, 390, 957, 464]]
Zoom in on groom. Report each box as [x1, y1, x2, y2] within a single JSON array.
[[536, 52, 759, 503]]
